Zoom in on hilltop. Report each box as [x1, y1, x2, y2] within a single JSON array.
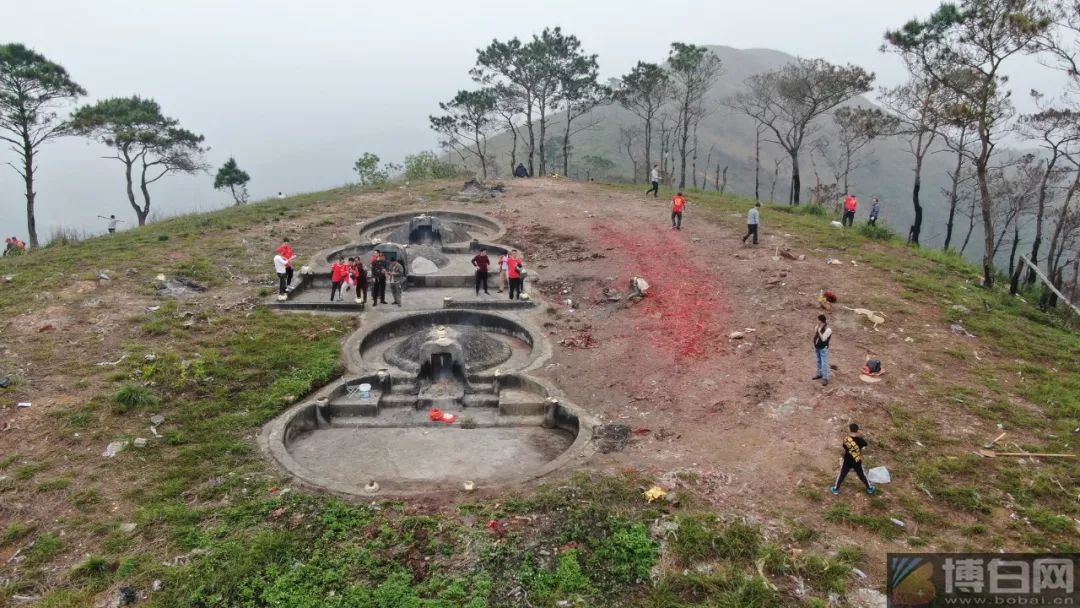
[[0, 178, 1076, 607]]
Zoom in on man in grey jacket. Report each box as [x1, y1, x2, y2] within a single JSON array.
[[742, 202, 761, 245], [387, 259, 406, 306]]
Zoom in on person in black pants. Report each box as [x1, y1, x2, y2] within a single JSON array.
[[646, 164, 660, 197], [831, 423, 876, 495], [370, 251, 388, 306], [472, 248, 491, 295], [507, 250, 523, 300]]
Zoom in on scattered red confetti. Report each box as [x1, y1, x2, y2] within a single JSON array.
[[591, 224, 731, 361]]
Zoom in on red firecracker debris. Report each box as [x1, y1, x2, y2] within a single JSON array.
[[591, 224, 731, 360]]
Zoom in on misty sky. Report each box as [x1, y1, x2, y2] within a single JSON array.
[[1, 0, 1063, 239]]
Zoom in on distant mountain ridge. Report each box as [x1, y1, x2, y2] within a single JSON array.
[[489, 45, 973, 253]]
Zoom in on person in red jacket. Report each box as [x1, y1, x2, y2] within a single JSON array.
[[671, 192, 687, 230], [842, 194, 858, 227], [276, 239, 295, 290], [506, 249, 524, 300], [330, 256, 349, 302]]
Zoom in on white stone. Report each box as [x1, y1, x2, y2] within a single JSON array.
[[411, 257, 439, 275], [103, 441, 127, 458]]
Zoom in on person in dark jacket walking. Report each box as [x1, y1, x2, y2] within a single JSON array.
[[831, 423, 876, 495]]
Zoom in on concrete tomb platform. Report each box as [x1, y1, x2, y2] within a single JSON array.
[[289, 426, 575, 485], [260, 208, 594, 496]]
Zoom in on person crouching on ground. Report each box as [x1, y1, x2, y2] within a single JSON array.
[[813, 314, 832, 386], [742, 202, 761, 245], [472, 248, 491, 295], [330, 257, 349, 301], [386, 257, 406, 306], [276, 238, 295, 290], [670, 192, 686, 230], [831, 423, 876, 495], [507, 249, 524, 300]]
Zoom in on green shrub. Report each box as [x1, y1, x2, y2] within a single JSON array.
[[858, 223, 897, 241], [1, 522, 35, 545], [113, 383, 158, 413], [404, 150, 460, 181], [589, 521, 658, 587]]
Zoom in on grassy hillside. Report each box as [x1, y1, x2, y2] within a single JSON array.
[[0, 179, 1076, 607]]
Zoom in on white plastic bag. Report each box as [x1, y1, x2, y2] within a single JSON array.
[[867, 466, 891, 484]]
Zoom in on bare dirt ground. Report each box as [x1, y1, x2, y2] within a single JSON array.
[[488, 178, 1016, 567]]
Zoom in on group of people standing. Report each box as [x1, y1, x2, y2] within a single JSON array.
[[841, 194, 882, 227], [329, 250, 405, 307], [471, 248, 526, 299], [3, 236, 27, 256]]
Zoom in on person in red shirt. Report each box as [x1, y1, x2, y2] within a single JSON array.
[[276, 239, 295, 289], [671, 192, 687, 230], [330, 256, 349, 302], [506, 249, 524, 300], [471, 248, 491, 296], [842, 194, 858, 227]]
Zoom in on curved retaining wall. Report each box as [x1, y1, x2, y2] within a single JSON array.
[[358, 210, 505, 244]]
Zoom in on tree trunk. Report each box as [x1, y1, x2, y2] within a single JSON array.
[[691, 125, 699, 189], [715, 164, 720, 192], [122, 150, 144, 226], [678, 121, 689, 189], [538, 98, 548, 176], [20, 128, 38, 248], [562, 119, 571, 178], [475, 126, 488, 181], [138, 162, 153, 227], [507, 118, 518, 176], [909, 154, 924, 247], [524, 103, 536, 177], [720, 166, 729, 195], [976, 157, 995, 287], [754, 127, 761, 201], [943, 148, 964, 252], [961, 194, 977, 255], [1026, 157, 1057, 286], [789, 150, 801, 205], [1008, 224, 1020, 278], [230, 184, 241, 206], [642, 115, 652, 185]]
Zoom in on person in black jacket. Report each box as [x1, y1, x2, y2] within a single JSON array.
[[831, 423, 876, 495], [812, 314, 832, 386]]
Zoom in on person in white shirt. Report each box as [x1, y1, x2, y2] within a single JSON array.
[[646, 164, 660, 198], [277, 192, 285, 200], [742, 202, 761, 245], [273, 253, 290, 298], [98, 214, 123, 234]]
